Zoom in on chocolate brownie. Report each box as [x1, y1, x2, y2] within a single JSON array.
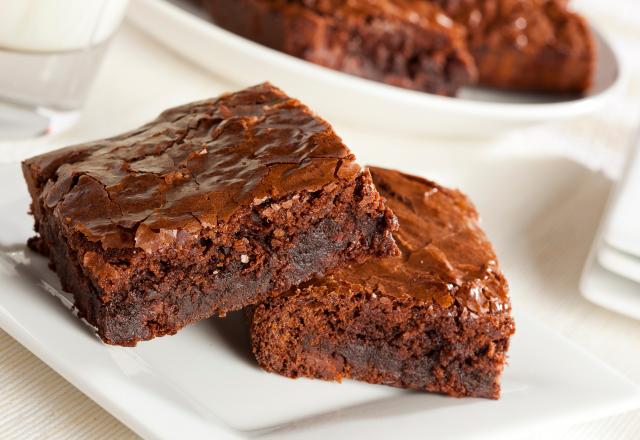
[[250, 167, 514, 398], [22, 83, 399, 346], [432, 0, 595, 93], [203, 0, 477, 96]]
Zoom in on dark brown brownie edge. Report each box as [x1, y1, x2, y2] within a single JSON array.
[[250, 287, 514, 398], [23, 164, 398, 347]]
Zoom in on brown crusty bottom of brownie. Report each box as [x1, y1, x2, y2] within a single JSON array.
[[29, 171, 397, 346]]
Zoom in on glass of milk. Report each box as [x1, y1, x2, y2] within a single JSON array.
[[0, 0, 129, 139]]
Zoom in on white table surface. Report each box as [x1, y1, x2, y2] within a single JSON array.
[[2, 1, 640, 438]]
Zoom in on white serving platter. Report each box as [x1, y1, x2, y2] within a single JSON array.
[[1, 159, 639, 440], [126, 0, 623, 137]]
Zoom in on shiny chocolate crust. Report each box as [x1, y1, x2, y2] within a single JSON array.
[[25, 82, 364, 250], [320, 166, 509, 312], [250, 167, 514, 398], [22, 83, 399, 346], [432, 0, 595, 93], [203, 0, 477, 96]]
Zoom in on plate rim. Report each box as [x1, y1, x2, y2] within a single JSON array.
[[2, 273, 640, 440]]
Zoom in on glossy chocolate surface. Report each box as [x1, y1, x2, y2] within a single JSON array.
[[23, 83, 361, 251], [436, 0, 567, 52], [272, 0, 455, 26], [433, 0, 595, 92], [314, 167, 509, 314]]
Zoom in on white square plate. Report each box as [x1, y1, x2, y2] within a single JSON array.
[[1, 160, 639, 440]]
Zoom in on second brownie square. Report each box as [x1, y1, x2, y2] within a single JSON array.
[[250, 167, 514, 398]]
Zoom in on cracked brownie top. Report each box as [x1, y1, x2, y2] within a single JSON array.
[[22, 82, 362, 251], [295, 166, 510, 314]]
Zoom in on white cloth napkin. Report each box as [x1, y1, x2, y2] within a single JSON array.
[[581, 128, 640, 320]]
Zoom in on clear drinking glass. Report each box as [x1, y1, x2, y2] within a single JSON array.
[[0, 0, 129, 139]]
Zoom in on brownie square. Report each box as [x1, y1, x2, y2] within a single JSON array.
[[22, 83, 398, 346], [250, 167, 514, 398], [203, 0, 477, 96], [433, 0, 595, 93]]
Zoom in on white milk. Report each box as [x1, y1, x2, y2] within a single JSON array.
[[0, 0, 129, 52]]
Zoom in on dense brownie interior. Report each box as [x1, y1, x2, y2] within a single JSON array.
[[205, 0, 594, 94], [204, 0, 477, 96], [23, 83, 398, 345], [250, 167, 515, 398]]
